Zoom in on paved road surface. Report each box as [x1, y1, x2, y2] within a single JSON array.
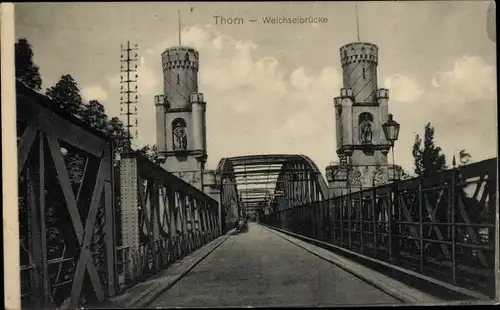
[[149, 223, 400, 308]]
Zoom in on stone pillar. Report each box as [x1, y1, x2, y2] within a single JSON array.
[[326, 164, 348, 197], [150, 181, 161, 270], [203, 170, 222, 232], [155, 95, 166, 153], [119, 155, 140, 281]]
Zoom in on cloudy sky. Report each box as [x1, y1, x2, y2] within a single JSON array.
[[15, 1, 497, 176]]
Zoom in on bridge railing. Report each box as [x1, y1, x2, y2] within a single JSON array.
[[117, 152, 221, 289], [261, 158, 497, 298], [17, 81, 222, 309], [17, 81, 117, 309]]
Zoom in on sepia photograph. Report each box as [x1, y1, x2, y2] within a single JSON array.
[[3, 1, 498, 308]]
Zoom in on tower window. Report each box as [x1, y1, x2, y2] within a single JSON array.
[[362, 68, 366, 79], [177, 73, 180, 85]]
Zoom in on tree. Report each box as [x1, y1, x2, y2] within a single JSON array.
[[409, 123, 448, 239], [409, 124, 487, 262], [15, 39, 42, 91], [79, 100, 130, 156], [44, 75, 88, 189], [138, 144, 159, 164], [46, 74, 84, 117], [412, 123, 447, 178], [106, 117, 129, 154], [82, 100, 108, 131]]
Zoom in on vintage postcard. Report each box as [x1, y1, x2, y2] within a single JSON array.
[[3, 1, 498, 309]]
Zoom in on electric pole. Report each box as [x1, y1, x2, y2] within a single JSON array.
[[120, 41, 140, 150]]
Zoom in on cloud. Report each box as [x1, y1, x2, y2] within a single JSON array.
[[81, 85, 109, 102], [98, 25, 341, 173], [429, 56, 496, 104], [290, 68, 313, 91], [424, 56, 497, 163], [388, 55, 497, 173], [384, 74, 424, 103], [95, 24, 495, 180]]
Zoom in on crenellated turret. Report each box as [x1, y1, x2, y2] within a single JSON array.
[[340, 42, 379, 103], [154, 45, 208, 191], [328, 41, 398, 194], [161, 47, 199, 109]]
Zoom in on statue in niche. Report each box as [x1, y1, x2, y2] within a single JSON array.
[[172, 119, 187, 150], [359, 112, 374, 144]]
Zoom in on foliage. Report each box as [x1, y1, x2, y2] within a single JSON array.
[[46, 74, 84, 117], [138, 144, 159, 164], [412, 123, 447, 178], [44, 75, 86, 185], [408, 123, 488, 258], [43, 75, 132, 191], [82, 100, 108, 130], [15, 39, 42, 91], [16, 40, 150, 304], [106, 117, 129, 155]]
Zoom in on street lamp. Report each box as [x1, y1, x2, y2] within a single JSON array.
[[382, 114, 400, 181]]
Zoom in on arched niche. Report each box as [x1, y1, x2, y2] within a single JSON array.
[[358, 112, 374, 144], [172, 118, 188, 150]]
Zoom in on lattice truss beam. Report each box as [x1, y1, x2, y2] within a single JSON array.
[[17, 81, 222, 309], [263, 158, 497, 297], [216, 155, 330, 217], [17, 85, 116, 309], [119, 153, 220, 284]]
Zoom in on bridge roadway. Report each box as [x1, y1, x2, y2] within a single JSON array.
[[148, 223, 401, 308]]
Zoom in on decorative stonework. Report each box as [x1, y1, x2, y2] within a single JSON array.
[[346, 165, 388, 189], [349, 169, 363, 187], [372, 165, 386, 186], [175, 171, 202, 188]]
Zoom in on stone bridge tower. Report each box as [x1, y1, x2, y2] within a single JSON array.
[[326, 42, 396, 196], [154, 46, 207, 190]]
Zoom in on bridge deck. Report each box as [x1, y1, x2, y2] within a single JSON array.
[[148, 223, 401, 308]]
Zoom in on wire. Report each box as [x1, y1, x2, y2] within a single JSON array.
[[163, 76, 190, 103], [353, 70, 377, 99]]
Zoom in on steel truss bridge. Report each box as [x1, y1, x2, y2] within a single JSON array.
[[14, 80, 499, 309], [215, 154, 330, 228]]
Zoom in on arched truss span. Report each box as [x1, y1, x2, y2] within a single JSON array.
[[215, 154, 329, 222]]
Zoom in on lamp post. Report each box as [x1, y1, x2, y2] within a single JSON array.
[[382, 114, 400, 181]]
